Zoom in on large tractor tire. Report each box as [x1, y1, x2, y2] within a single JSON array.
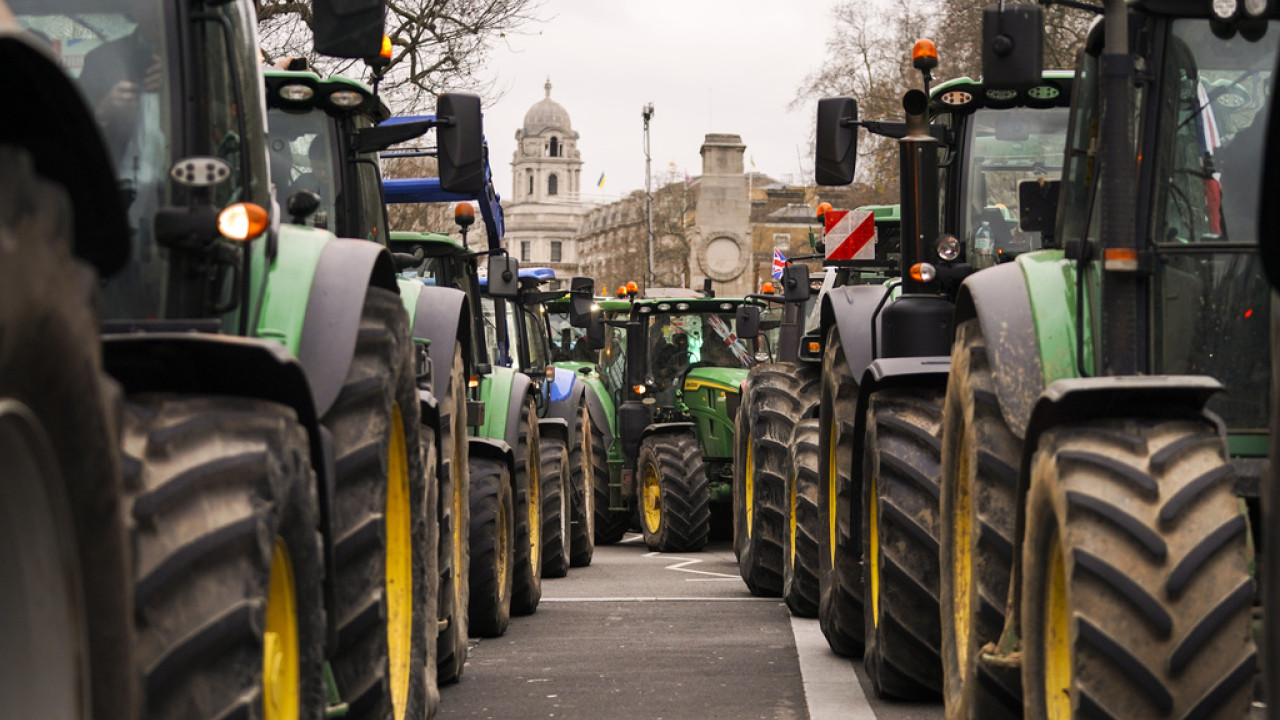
[[467, 456, 514, 637], [435, 346, 470, 684], [417, 420, 441, 712], [784, 418, 822, 617], [939, 318, 1023, 718], [511, 395, 543, 616], [568, 397, 596, 567], [1022, 419, 1254, 720], [592, 415, 629, 546], [322, 287, 431, 720], [638, 431, 710, 552], [734, 364, 818, 596], [0, 146, 136, 720], [540, 436, 571, 578], [862, 387, 945, 699], [122, 397, 326, 720], [817, 325, 865, 656]]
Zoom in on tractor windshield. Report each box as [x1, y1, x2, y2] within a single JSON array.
[[15, 0, 268, 320], [646, 311, 755, 381], [960, 106, 1068, 267], [268, 108, 339, 232], [1149, 18, 1277, 431]]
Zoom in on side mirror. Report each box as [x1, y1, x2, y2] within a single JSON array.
[[436, 93, 485, 194], [982, 4, 1044, 91], [735, 305, 761, 340], [815, 97, 858, 186], [487, 254, 518, 299], [1018, 179, 1059, 237], [311, 0, 386, 59], [569, 276, 594, 328], [585, 309, 606, 352], [781, 264, 810, 303]]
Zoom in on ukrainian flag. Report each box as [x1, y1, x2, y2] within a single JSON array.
[[596, 172, 605, 188]]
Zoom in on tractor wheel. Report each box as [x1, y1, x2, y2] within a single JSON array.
[[467, 456, 514, 637], [568, 398, 596, 567], [0, 145, 136, 720], [122, 397, 326, 720], [593, 415, 629, 545], [1022, 419, 1254, 720], [784, 418, 822, 617], [732, 370, 760, 563], [435, 345, 470, 684], [862, 387, 945, 699], [322, 287, 430, 720], [638, 431, 710, 552], [939, 319, 1023, 717], [817, 325, 865, 656], [735, 364, 817, 596], [417, 420, 441, 712], [540, 436, 571, 578], [511, 395, 543, 615]]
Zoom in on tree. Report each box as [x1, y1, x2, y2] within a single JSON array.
[[258, 0, 543, 113]]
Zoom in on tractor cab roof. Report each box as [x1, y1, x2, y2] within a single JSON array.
[[263, 68, 388, 122]]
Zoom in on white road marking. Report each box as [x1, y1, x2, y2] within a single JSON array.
[[791, 615, 877, 720], [642, 551, 742, 579]]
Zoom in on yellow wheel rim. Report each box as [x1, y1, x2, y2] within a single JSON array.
[[788, 469, 798, 566], [527, 440, 541, 572], [264, 538, 300, 720], [869, 469, 880, 628], [952, 434, 974, 680], [1044, 527, 1072, 720], [745, 441, 755, 538], [497, 487, 510, 588], [827, 422, 838, 565], [642, 464, 662, 534], [385, 404, 412, 720]]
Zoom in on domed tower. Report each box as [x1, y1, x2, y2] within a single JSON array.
[[506, 79, 587, 279], [512, 79, 582, 203]]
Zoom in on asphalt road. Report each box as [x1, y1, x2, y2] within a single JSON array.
[[438, 534, 944, 720]]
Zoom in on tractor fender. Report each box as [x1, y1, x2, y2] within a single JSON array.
[[819, 283, 890, 383], [1004, 375, 1225, 626], [538, 417, 570, 446], [408, 284, 473, 402], [953, 260, 1044, 439], [483, 369, 536, 452], [102, 333, 344, 652], [580, 375, 615, 441], [848, 357, 951, 500], [641, 421, 696, 443], [544, 370, 586, 440], [296, 238, 399, 417], [468, 435, 517, 490], [0, 31, 129, 277]]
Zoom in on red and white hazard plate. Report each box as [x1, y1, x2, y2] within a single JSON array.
[[824, 209, 876, 261]]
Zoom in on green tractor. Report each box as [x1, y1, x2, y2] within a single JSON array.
[[385, 168, 558, 631], [477, 267, 600, 575], [263, 65, 484, 684], [732, 203, 899, 615], [813, 47, 1073, 697], [615, 295, 768, 551], [4, 1, 487, 718], [936, 4, 1270, 718], [549, 294, 638, 546]]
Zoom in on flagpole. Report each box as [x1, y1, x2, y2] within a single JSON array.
[[642, 103, 655, 290]]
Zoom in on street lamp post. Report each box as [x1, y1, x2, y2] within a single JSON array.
[[642, 102, 655, 290]]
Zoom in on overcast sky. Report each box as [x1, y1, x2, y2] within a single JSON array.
[[479, 0, 840, 205]]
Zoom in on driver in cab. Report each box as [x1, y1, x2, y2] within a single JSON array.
[[654, 331, 691, 386]]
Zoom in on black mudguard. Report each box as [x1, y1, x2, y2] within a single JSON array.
[[820, 283, 890, 383], [538, 417, 569, 446], [953, 261, 1044, 439], [468, 435, 517, 487], [296, 239, 399, 417], [501, 375, 537, 452], [411, 285, 472, 402]]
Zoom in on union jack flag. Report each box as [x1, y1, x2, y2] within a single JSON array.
[[771, 248, 787, 280]]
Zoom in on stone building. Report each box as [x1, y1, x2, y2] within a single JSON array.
[[504, 79, 586, 281]]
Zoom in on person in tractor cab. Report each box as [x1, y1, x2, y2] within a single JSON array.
[[77, 0, 163, 161], [653, 330, 692, 384]]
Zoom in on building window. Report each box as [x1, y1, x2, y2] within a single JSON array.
[[551, 241, 562, 263], [550, 136, 560, 157], [528, 173, 534, 196], [548, 174, 558, 196], [521, 241, 531, 262]]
